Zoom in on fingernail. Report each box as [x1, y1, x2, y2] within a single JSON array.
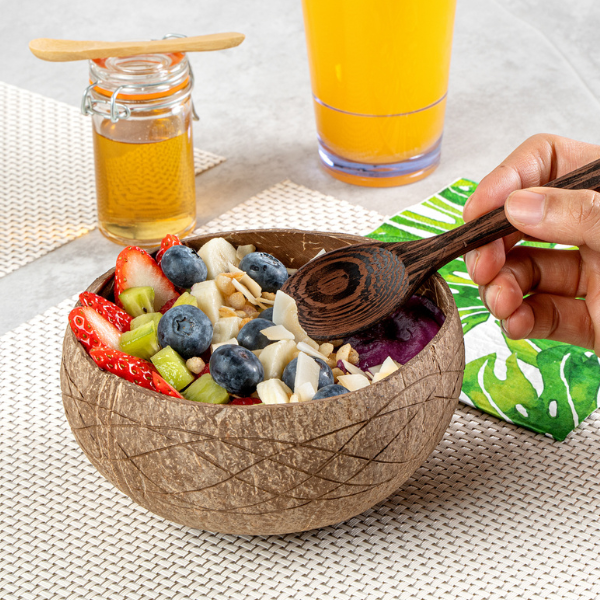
[[505, 190, 545, 225], [500, 319, 508, 335], [485, 284, 502, 314], [464, 250, 479, 280]]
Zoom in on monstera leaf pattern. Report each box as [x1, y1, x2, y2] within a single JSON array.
[[367, 179, 600, 440]]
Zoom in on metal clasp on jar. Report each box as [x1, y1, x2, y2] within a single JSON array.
[[80, 33, 200, 123]]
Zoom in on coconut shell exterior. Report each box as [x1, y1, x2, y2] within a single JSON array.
[[60, 230, 465, 535]]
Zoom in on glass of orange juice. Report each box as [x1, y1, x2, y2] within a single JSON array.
[[301, 0, 457, 187]]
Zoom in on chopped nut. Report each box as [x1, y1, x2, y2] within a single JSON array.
[[261, 292, 276, 301], [219, 306, 238, 319], [329, 338, 345, 348], [292, 350, 300, 360], [216, 273, 236, 296], [326, 353, 337, 369], [240, 317, 253, 327], [235, 310, 247, 318], [348, 348, 360, 366], [331, 367, 344, 382], [336, 343, 352, 363], [242, 303, 260, 318], [185, 357, 205, 374], [289, 393, 300, 403], [227, 292, 246, 310], [319, 343, 334, 357]]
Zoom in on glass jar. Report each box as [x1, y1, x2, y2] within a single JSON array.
[[82, 51, 197, 248]]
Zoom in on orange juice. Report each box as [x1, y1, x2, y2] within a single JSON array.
[[301, 0, 457, 186], [94, 126, 196, 247]]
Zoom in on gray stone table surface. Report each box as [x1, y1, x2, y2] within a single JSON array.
[[1, 0, 600, 333]]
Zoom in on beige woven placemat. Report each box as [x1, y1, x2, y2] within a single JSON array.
[[195, 180, 385, 235], [3, 300, 600, 600], [2, 189, 600, 599], [0, 82, 224, 279]]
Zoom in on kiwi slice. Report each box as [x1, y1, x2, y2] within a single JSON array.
[[130, 312, 162, 331], [119, 286, 155, 317], [151, 346, 194, 390], [120, 320, 160, 360], [183, 374, 230, 404], [173, 292, 199, 308]]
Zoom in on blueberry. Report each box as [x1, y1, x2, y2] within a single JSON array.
[[260, 307, 274, 321], [282, 356, 334, 391], [209, 345, 264, 396], [312, 384, 349, 400], [239, 252, 288, 293], [157, 304, 212, 359], [237, 318, 276, 350], [161, 245, 208, 288]]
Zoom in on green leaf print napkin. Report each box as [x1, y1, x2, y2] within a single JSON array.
[[366, 178, 600, 441]]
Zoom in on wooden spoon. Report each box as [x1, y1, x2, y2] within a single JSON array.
[[29, 33, 245, 62], [282, 157, 600, 340]]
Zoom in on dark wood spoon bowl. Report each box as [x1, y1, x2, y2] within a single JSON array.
[[283, 157, 600, 339]]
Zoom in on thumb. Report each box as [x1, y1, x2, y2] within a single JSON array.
[[505, 187, 600, 250]]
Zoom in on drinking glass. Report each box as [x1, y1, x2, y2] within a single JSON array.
[[301, 0, 457, 187]]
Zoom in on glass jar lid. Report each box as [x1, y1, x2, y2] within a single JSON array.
[[82, 49, 196, 122]]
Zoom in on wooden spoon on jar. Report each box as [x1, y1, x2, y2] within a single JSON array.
[[29, 32, 245, 62], [282, 157, 600, 340]]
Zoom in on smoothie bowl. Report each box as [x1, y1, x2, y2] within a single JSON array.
[[60, 229, 465, 535]]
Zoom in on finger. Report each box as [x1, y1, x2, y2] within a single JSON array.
[[501, 295, 595, 350], [504, 187, 600, 252], [465, 239, 511, 286], [479, 248, 585, 320], [463, 134, 600, 223]]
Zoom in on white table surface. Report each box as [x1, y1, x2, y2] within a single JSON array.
[[1, 0, 600, 333]]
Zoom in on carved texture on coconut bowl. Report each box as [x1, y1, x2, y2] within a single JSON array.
[[60, 230, 465, 535]]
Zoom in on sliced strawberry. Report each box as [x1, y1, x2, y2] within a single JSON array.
[[156, 234, 182, 265], [159, 297, 179, 314], [114, 246, 178, 312], [152, 372, 184, 398], [69, 306, 122, 353], [230, 397, 262, 405], [79, 292, 132, 333], [89, 346, 157, 391]]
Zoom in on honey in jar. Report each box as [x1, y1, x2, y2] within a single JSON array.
[[83, 52, 197, 247]]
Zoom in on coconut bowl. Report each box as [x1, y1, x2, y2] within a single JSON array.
[[60, 229, 465, 535]]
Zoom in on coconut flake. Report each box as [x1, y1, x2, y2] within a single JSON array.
[[337, 374, 370, 391], [236, 244, 256, 261], [296, 381, 316, 402], [342, 360, 369, 378], [231, 278, 259, 305], [294, 352, 320, 394], [262, 325, 295, 341], [297, 342, 328, 360], [211, 338, 239, 353], [228, 262, 262, 298], [309, 249, 326, 261], [257, 379, 292, 404]]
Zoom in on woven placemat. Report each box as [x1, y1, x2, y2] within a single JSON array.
[[3, 300, 600, 599], [2, 186, 600, 598], [195, 180, 385, 235], [0, 82, 224, 279]]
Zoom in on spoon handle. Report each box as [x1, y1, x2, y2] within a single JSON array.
[[389, 155, 600, 274], [29, 33, 245, 62]]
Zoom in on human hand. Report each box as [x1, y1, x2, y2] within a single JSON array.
[[462, 134, 600, 353]]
